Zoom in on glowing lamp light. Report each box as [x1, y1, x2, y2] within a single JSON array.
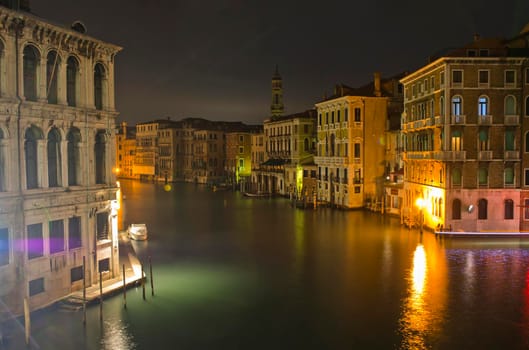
[[415, 198, 425, 209]]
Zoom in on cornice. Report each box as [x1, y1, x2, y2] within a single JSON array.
[[0, 7, 122, 58]]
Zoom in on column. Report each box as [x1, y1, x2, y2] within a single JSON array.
[[37, 139, 47, 188]]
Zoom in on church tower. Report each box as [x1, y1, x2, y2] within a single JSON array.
[[271, 65, 284, 118]]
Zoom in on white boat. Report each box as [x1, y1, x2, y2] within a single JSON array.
[[127, 223, 148, 241]]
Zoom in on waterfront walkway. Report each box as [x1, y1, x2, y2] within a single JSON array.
[[64, 232, 144, 306]]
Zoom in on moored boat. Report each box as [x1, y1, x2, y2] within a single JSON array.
[[127, 223, 148, 241]]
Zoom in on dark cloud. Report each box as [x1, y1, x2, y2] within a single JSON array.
[[30, 0, 529, 125]]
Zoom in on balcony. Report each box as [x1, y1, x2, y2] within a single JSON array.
[[505, 150, 519, 160], [504, 115, 519, 125], [478, 115, 492, 125], [342, 122, 348, 128], [433, 150, 466, 161], [451, 115, 466, 124], [478, 150, 493, 160], [353, 178, 363, 184], [405, 151, 433, 160], [434, 116, 444, 125]]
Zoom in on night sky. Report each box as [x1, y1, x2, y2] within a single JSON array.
[[31, 0, 529, 126]]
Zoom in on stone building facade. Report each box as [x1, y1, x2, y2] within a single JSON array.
[[0, 4, 121, 316], [315, 73, 404, 209], [116, 121, 137, 179], [400, 29, 529, 232]]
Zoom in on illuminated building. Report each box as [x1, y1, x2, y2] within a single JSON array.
[[400, 27, 529, 232], [0, 3, 121, 315], [225, 126, 262, 192], [315, 73, 404, 209], [116, 121, 138, 179], [133, 119, 177, 182], [254, 109, 317, 196], [253, 68, 317, 196]]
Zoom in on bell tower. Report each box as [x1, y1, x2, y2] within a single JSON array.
[[271, 65, 284, 118]]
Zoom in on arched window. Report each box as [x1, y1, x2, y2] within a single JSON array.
[[439, 198, 443, 219], [46, 51, 59, 104], [67, 128, 81, 186], [94, 63, 105, 110], [452, 198, 461, 219], [95, 130, 106, 184], [478, 198, 488, 220], [505, 167, 514, 185], [0, 40, 4, 96], [66, 56, 79, 107], [25, 126, 42, 189], [505, 95, 516, 115], [23, 45, 39, 101], [452, 96, 462, 116], [0, 128, 4, 191], [478, 96, 488, 116], [504, 199, 514, 219], [47, 128, 61, 187], [452, 167, 461, 186]]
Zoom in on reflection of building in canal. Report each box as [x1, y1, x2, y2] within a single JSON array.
[[0, 4, 121, 317], [398, 240, 448, 349]]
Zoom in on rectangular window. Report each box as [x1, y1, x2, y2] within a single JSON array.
[[239, 159, 244, 168], [506, 130, 515, 151], [505, 70, 516, 86], [525, 198, 529, 220], [526, 68, 529, 84], [0, 228, 8, 266], [49, 219, 65, 254], [96, 212, 109, 241], [478, 70, 489, 85], [69, 216, 82, 249], [354, 186, 361, 193], [27, 223, 43, 259], [71, 266, 83, 283], [354, 108, 361, 122], [452, 70, 463, 86], [98, 258, 110, 273], [239, 146, 244, 154], [524, 169, 529, 186], [440, 71, 445, 86], [344, 108, 348, 122], [29, 277, 44, 296], [239, 135, 244, 143], [354, 143, 361, 158]]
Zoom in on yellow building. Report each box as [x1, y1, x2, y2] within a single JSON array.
[[116, 122, 137, 179], [315, 73, 404, 209]]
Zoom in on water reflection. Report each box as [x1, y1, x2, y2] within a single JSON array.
[[100, 317, 137, 350], [399, 241, 447, 349]]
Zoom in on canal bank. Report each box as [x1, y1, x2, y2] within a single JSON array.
[[62, 231, 145, 307]]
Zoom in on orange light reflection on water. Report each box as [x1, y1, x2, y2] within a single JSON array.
[[399, 240, 447, 350]]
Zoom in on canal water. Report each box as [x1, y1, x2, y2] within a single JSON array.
[[5, 179, 529, 349]]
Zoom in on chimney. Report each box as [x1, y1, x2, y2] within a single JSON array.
[[374, 72, 381, 97], [121, 121, 127, 137], [474, 33, 480, 42]]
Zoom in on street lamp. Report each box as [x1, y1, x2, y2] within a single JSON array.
[[415, 198, 424, 234]]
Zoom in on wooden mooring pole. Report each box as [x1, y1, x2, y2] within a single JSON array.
[[122, 264, 127, 309], [149, 256, 154, 296], [99, 271, 103, 321], [141, 264, 146, 301], [24, 297, 30, 346], [83, 256, 86, 325]]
